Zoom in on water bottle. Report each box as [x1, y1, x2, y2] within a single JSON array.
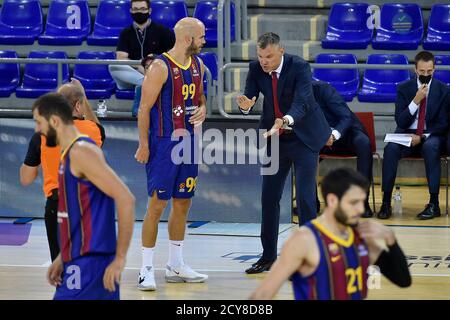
[[393, 186, 402, 216], [97, 100, 107, 118]]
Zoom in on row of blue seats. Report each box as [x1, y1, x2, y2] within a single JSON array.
[[313, 53, 450, 103], [0, 50, 218, 99], [0, 0, 235, 47], [322, 3, 450, 50]]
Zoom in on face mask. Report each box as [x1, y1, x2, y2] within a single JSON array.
[[132, 12, 149, 25], [418, 74, 432, 85]]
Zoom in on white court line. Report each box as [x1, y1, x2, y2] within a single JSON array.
[[1, 264, 450, 277]]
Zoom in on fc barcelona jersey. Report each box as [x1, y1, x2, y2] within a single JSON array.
[[57, 135, 116, 263], [150, 52, 203, 137], [292, 219, 370, 300]]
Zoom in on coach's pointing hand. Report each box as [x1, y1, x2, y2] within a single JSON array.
[[135, 145, 150, 164], [237, 95, 256, 111]]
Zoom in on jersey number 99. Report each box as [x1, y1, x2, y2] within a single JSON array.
[[182, 84, 196, 101]]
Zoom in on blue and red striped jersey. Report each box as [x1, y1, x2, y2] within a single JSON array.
[[150, 52, 203, 137], [292, 219, 370, 300], [57, 135, 116, 263]]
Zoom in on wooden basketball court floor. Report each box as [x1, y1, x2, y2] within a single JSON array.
[[1, 186, 449, 300]]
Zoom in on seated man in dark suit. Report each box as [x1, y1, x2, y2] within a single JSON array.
[[313, 81, 374, 218], [379, 51, 450, 220]]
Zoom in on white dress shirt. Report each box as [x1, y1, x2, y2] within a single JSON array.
[[241, 55, 294, 126]]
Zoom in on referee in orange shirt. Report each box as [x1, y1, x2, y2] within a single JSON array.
[[20, 79, 105, 261]]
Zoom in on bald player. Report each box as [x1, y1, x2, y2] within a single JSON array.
[[20, 79, 105, 261], [134, 17, 208, 291]]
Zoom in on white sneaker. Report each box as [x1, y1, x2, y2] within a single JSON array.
[[165, 264, 208, 283], [137, 266, 156, 291]]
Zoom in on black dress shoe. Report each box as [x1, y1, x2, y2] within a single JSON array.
[[377, 203, 392, 219], [362, 204, 374, 218], [417, 203, 441, 220], [245, 259, 275, 274]]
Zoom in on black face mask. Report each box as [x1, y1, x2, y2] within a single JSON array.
[[132, 12, 149, 25], [418, 74, 432, 85]]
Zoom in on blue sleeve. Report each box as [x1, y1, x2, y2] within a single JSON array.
[[323, 86, 352, 136], [286, 61, 315, 123], [242, 62, 261, 114]]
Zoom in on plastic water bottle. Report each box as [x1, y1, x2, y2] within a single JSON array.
[[97, 100, 107, 118], [393, 186, 402, 216]]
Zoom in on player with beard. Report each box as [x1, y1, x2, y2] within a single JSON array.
[[250, 168, 411, 300], [31, 93, 135, 299], [134, 17, 207, 290]]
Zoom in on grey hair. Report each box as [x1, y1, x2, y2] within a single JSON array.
[[257, 32, 283, 49]]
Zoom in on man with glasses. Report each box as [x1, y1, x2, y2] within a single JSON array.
[[109, 0, 175, 116]]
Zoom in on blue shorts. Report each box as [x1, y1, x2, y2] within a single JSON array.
[[54, 254, 119, 300], [146, 135, 199, 200]]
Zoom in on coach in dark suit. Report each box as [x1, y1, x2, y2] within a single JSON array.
[[237, 33, 330, 274], [313, 81, 374, 217], [379, 51, 450, 220]]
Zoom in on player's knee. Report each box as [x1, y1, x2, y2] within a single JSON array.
[[172, 198, 192, 212]]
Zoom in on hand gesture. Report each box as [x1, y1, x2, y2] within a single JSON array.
[[236, 95, 256, 111]]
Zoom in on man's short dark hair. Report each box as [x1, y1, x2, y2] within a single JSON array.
[[321, 168, 369, 205], [131, 0, 150, 8], [32, 93, 74, 124], [257, 32, 281, 49], [415, 51, 435, 67]]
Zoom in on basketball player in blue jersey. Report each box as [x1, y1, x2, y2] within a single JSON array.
[[250, 168, 411, 300], [135, 17, 208, 290], [32, 93, 135, 300]]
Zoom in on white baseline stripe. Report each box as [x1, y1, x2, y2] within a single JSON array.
[[1, 264, 450, 277]]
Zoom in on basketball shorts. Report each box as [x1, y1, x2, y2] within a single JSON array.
[[53, 253, 119, 300], [146, 135, 198, 200]]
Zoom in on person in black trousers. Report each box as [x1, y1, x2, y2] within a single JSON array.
[[379, 51, 450, 220], [312, 81, 374, 218], [237, 33, 330, 274]]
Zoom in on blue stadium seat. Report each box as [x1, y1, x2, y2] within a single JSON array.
[[358, 54, 410, 103], [87, 0, 132, 46], [312, 53, 359, 102], [150, 0, 188, 29], [423, 4, 450, 51], [0, 0, 43, 45], [198, 52, 218, 96], [193, 1, 236, 48], [372, 4, 423, 50], [38, 0, 90, 46], [16, 51, 69, 99], [433, 55, 450, 86], [74, 51, 116, 100], [321, 3, 372, 49], [116, 89, 135, 100], [0, 51, 19, 97]]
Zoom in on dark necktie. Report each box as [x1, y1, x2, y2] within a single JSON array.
[[271, 72, 284, 135], [416, 97, 426, 136]]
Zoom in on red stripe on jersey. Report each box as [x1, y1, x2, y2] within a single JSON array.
[[189, 57, 202, 106], [322, 235, 349, 300], [78, 183, 93, 255], [58, 160, 72, 262], [166, 59, 186, 135], [353, 230, 370, 298], [316, 233, 335, 299], [308, 276, 317, 300], [157, 94, 163, 137]]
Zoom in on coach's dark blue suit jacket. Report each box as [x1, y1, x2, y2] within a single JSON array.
[[312, 81, 367, 137], [243, 54, 330, 151], [395, 78, 449, 136]]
